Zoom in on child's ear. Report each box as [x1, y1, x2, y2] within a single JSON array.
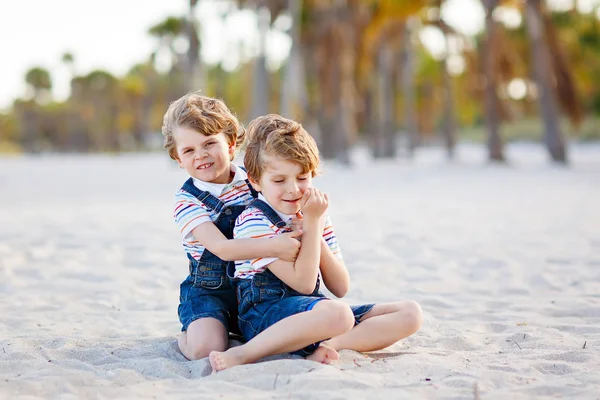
[[175, 157, 184, 169], [248, 177, 261, 192]]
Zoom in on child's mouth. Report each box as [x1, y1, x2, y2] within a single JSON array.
[[197, 163, 213, 170]]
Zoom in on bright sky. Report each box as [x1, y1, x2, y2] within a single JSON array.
[[9, 0, 595, 112]]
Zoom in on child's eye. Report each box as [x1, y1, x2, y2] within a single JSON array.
[[184, 149, 193, 154], [273, 180, 284, 184], [205, 141, 215, 147], [297, 177, 307, 181]]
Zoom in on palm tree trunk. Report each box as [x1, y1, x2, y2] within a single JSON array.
[[334, 6, 356, 165], [440, 36, 456, 160], [483, 2, 505, 162], [401, 21, 417, 157], [365, 84, 382, 158], [525, 0, 568, 163], [280, 0, 307, 119], [16, 102, 38, 153], [187, 0, 203, 91], [250, 6, 270, 119], [378, 44, 396, 158]]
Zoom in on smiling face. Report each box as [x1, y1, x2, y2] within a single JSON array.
[[250, 154, 313, 215], [174, 126, 234, 184]]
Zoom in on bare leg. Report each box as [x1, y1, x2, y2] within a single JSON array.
[[209, 300, 354, 372], [178, 317, 228, 360], [324, 300, 423, 352]]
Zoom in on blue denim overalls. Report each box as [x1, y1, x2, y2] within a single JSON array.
[[236, 199, 325, 354], [236, 198, 374, 356], [177, 177, 258, 333]]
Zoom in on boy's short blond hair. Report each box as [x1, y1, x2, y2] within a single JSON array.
[[244, 114, 320, 182], [161, 92, 246, 161]]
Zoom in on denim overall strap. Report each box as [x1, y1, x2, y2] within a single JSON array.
[[180, 178, 224, 214], [238, 165, 259, 199], [247, 199, 288, 230], [245, 179, 259, 199]]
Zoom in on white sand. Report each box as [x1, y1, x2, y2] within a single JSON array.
[[1, 143, 599, 399]]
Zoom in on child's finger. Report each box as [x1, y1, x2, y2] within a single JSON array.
[[301, 189, 312, 206], [286, 230, 303, 238]]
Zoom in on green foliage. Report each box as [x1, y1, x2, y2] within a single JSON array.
[[148, 16, 186, 37], [0, 112, 18, 142], [25, 67, 52, 91], [24, 67, 52, 104]]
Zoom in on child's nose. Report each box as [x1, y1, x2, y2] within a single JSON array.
[[288, 182, 299, 194], [194, 150, 208, 159]]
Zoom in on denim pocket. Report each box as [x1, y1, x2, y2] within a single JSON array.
[[251, 279, 285, 303], [191, 261, 226, 290]]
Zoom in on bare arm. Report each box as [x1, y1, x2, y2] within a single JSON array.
[[267, 217, 323, 294], [191, 222, 301, 262], [319, 238, 350, 298], [267, 189, 328, 294], [290, 214, 349, 297]]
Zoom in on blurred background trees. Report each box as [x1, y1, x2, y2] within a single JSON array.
[[1, 0, 598, 164]]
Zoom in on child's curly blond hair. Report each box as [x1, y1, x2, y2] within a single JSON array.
[[161, 92, 246, 161]]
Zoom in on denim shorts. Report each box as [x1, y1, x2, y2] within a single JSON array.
[[178, 275, 239, 334], [238, 294, 374, 357]]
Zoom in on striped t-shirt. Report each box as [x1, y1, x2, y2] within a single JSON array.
[[173, 164, 255, 260], [233, 201, 343, 279]]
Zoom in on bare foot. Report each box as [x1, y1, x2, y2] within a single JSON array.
[[209, 349, 245, 373], [305, 344, 340, 364]]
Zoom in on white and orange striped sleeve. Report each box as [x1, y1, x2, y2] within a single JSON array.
[[233, 208, 279, 277]]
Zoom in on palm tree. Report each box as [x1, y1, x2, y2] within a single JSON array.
[[25, 67, 52, 103], [377, 40, 396, 158], [186, 0, 203, 92], [121, 72, 147, 150], [149, 16, 187, 100], [61, 52, 75, 79], [20, 66, 52, 152], [73, 70, 120, 151], [401, 19, 418, 157], [250, 5, 270, 119], [481, 0, 505, 161], [427, 4, 459, 160], [358, 1, 426, 159], [280, 0, 307, 119], [525, 0, 570, 163], [239, 0, 287, 120], [61, 52, 80, 151]]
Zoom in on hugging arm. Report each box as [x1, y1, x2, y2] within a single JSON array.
[[192, 222, 301, 262]]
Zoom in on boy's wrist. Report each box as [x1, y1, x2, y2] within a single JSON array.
[[302, 217, 322, 229], [302, 213, 324, 222]]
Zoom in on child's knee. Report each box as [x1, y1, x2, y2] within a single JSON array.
[[400, 300, 423, 333], [186, 341, 222, 360], [319, 300, 355, 334], [179, 333, 226, 360]]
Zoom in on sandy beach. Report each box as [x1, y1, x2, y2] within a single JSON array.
[[1, 142, 599, 399]]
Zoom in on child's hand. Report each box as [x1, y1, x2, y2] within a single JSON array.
[[273, 230, 302, 262], [300, 188, 328, 220], [290, 212, 303, 237]]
